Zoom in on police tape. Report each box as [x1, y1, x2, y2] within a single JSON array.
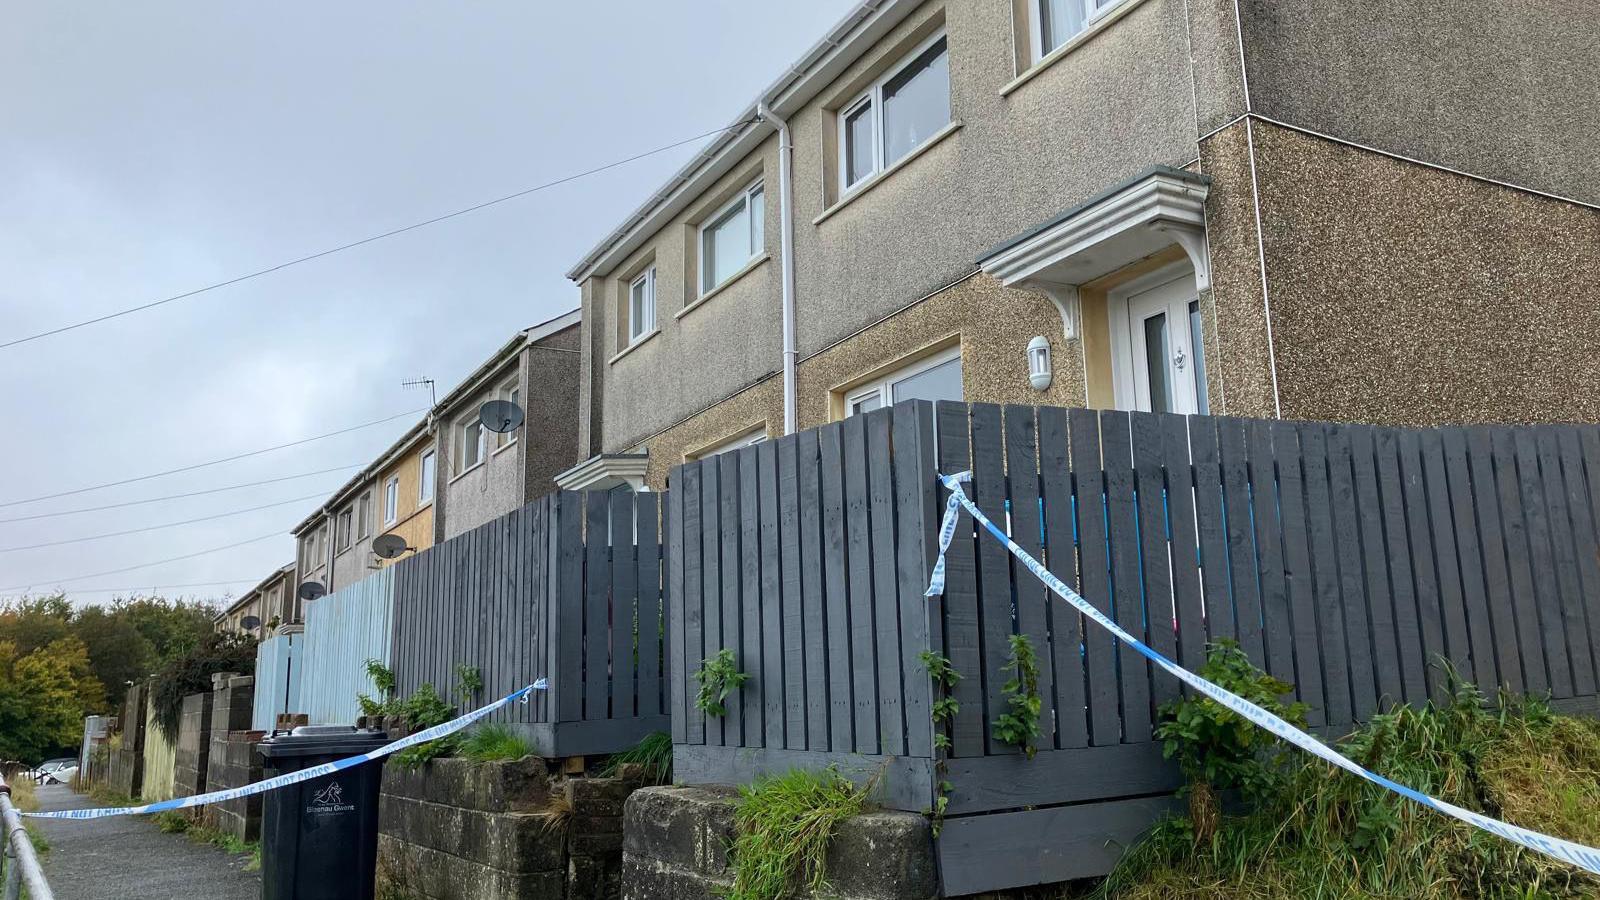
[[925, 471, 1600, 877], [26, 679, 548, 821]]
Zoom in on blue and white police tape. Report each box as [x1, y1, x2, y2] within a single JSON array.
[[925, 471, 1600, 877], [26, 678, 547, 821]]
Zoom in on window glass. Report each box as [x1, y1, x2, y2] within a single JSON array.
[[419, 451, 436, 502], [498, 384, 520, 448], [881, 38, 949, 166], [337, 509, 352, 551], [890, 355, 962, 404], [748, 186, 764, 252], [1039, 0, 1125, 55], [629, 269, 655, 341], [843, 101, 876, 187], [357, 493, 370, 538], [849, 391, 884, 415], [1142, 312, 1172, 414], [703, 198, 749, 292], [461, 419, 485, 469], [384, 479, 399, 524]]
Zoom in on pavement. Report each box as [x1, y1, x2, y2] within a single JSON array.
[[29, 784, 261, 900]]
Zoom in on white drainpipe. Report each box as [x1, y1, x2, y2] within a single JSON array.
[[757, 102, 798, 435]]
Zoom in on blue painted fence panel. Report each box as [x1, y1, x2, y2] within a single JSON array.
[[251, 631, 303, 731], [299, 567, 395, 725]]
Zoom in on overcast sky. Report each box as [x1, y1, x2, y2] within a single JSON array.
[[0, 1, 856, 608]]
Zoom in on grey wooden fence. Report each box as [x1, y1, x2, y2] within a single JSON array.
[[389, 490, 668, 758], [666, 400, 1600, 894]]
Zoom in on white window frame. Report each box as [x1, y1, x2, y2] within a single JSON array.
[[418, 450, 436, 504], [356, 492, 371, 539], [845, 345, 963, 416], [837, 30, 950, 196], [457, 413, 487, 473], [384, 476, 400, 526], [495, 379, 521, 451], [336, 508, 353, 552], [628, 267, 656, 343], [1030, 0, 1127, 62], [697, 179, 765, 295], [694, 427, 768, 460]]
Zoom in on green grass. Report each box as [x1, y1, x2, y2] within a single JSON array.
[[728, 767, 871, 900], [602, 731, 673, 783], [1095, 682, 1600, 900], [458, 723, 534, 762]]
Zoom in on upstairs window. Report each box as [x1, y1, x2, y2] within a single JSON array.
[[384, 477, 400, 525], [497, 380, 520, 449], [629, 267, 656, 342], [839, 34, 950, 193], [356, 492, 371, 539], [419, 450, 436, 503], [458, 415, 487, 471], [336, 508, 353, 551], [846, 346, 963, 416], [700, 180, 764, 294], [1036, 0, 1126, 58]]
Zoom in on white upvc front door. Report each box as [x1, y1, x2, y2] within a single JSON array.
[[1114, 271, 1210, 415]]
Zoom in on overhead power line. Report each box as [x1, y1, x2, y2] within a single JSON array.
[[0, 408, 423, 509], [0, 529, 285, 593], [0, 492, 326, 553], [0, 579, 260, 598], [1, 122, 749, 351], [0, 464, 358, 524]]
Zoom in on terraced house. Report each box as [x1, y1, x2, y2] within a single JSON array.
[[565, 0, 1600, 489]]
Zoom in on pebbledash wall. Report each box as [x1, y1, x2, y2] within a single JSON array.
[[573, 0, 1600, 492]]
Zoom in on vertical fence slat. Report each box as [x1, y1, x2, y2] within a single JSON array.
[[1247, 419, 1294, 687], [867, 410, 905, 757], [1491, 428, 1549, 695], [819, 423, 854, 753], [1349, 425, 1403, 709], [1273, 422, 1324, 727], [1163, 416, 1206, 679], [1418, 430, 1474, 692], [1218, 418, 1265, 667], [1397, 430, 1450, 702], [843, 413, 880, 755], [1557, 428, 1600, 689], [1519, 428, 1578, 697], [1132, 412, 1177, 712], [638, 491, 663, 719], [719, 453, 745, 746], [758, 439, 786, 750], [778, 435, 807, 750], [972, 403, 1018, 753], [1101, 410, 1151, 744], [1446, 428, 1503, 692], [1190, 416, 1235, 646], [612, 492, 638, 719], [1070, 408, 1119, 747], [797, 430, 829, 751], [936, 402, 985, 757], [1374, 427, 1427, 706], [701, 459, 724, 745], [738, 446, 763, 747], [1005, 405, 1054, 742], [1325, 426, 1378, 718], [1038, 406, 1086, 750], [892, 401, 936, 761], [1298, 423, 1351, 728], [1540, 428, 1596, 696], [683, 464, 706, 743]]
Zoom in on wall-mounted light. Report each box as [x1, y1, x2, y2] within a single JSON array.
[[1027, 336, 1052, 391]]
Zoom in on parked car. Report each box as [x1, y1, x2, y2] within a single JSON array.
[[25, 757, 78, 785]]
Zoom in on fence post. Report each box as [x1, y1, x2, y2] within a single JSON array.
[[892, 401, 941, 778]]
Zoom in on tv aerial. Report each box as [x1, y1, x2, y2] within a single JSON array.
[[240, 615, 262, 632], [372, 534, 414, 560], [297, 581, 327, 602], [479, 398, 525, 434]]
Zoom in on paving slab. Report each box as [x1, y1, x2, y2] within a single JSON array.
[[29, 784, 261, 900]]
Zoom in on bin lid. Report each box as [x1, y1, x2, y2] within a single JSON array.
[[258, 725, 390, 758]]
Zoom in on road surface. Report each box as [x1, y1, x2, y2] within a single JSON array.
[[29, 784, 260, 900]]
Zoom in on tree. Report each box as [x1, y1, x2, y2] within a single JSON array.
[[116, 597, 216, 666], [0, 637, 105, 764], [0, 595, 74, 656], [73, 605, 156, 709], [150, 630, 257, 740]]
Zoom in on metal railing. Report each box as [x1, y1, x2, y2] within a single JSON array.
[[0, 773, 54, 900]]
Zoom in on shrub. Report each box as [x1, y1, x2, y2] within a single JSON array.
[[729, 768, 870, 900], [459, 724, 533, 762], [150, 631, 257, 741], [992, 634, 1043, 759], [694, 649, 749, 718]]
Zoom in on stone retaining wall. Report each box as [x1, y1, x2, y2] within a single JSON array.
[[173, 692, 214, 799], [378, 757, 648, 900], [203, 730, 265, 840], [621, 787, 937, 900]]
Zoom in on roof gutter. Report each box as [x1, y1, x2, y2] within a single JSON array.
[[565, 0, 905, 283]]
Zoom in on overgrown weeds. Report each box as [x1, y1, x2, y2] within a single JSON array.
[[458, 724, 533, 762], [602, 731, 673, 783], [728, 767, 871, 900], [1098, 678, 1600, 899]]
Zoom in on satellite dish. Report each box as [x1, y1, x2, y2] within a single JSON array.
[[479, 399, 525, 434], [372, 534, 411, 560], [297, 581, 327, 602], [240, 615, 262, 631]]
